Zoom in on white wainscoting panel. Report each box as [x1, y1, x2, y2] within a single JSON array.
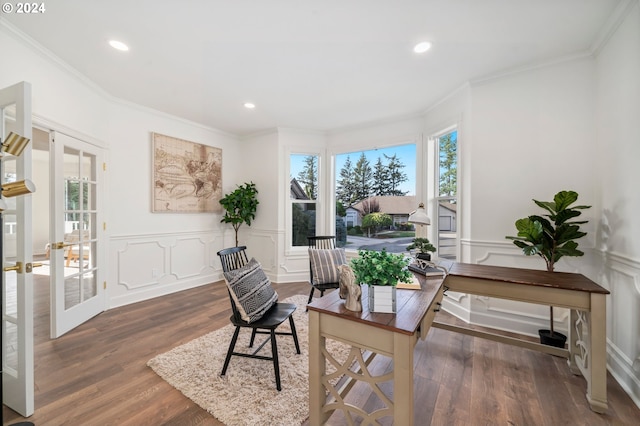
[[602, 252, 640, 409], [109, 231, 225, 308], [170, 236, 208, 279]]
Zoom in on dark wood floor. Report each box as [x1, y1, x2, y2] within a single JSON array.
[[4, 276, 640, 425]]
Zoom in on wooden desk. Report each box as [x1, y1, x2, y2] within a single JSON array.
[[434, 262, 610, 413], [308, 275, 444, 425]]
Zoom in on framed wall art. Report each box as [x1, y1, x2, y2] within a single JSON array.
[[152, 132, 223, 213]]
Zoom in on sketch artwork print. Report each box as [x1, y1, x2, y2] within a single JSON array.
[[152, 132, 222, 213]]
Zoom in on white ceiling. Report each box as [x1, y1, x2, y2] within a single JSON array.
[[4, 0, 621, 136]]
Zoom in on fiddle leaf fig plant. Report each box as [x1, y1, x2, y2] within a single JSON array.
[[219, 182, 259, 247], [506, 190, 590, 272], [506, 190, 591, 340], [350, 249, 412, 287]]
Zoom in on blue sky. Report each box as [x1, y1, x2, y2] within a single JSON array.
[[291, 143, 416, 195]]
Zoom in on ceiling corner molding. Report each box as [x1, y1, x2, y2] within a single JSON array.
[[113, 97, 239, 140], [423, 82, 471, 116], [1, 18, 112, 99], [590, 0, 638, 57], [239, 127, 280, 140], [325, 110, 426, 137], [469, 51, 593, 87], [1, 19, 238, 141]]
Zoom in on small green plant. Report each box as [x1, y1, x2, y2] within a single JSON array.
[[219, 182, 259, 247], [350, 249, 412, 286], [406, 237, 436, 254]]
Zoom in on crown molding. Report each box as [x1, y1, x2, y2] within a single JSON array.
[[590, 0, 638, 57], [1, 19, 238, 140]]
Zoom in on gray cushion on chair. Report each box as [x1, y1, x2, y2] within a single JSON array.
[[309, 248, 347, 284], [223, 258, 278, 323]]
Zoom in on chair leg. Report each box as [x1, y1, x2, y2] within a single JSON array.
[[289, 316, 301, 354], [221, 326, 241, 376], [249, 329, 257, 347], [306, 286, 316, 311], [270, 330, 281, 391]]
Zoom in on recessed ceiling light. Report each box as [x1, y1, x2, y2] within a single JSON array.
[[109, 40, 129, 51], [413, 41, 432, 54], [244, 102, 256, 109]]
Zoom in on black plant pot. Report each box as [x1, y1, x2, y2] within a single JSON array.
[[538, 329, 567, 348], [416, 253, 431, 261]]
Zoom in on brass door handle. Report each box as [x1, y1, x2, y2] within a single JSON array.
[[3, 262, 43, 273], [52, 242, 75, 250], [26, 262, 43, 273], [4, 262, 22, 273]]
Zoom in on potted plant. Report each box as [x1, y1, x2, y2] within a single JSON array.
[[219, 182, 259, 247], [350, 249, 412, 313], [406, 237, 436, 261], [506, 190, 591, 347]]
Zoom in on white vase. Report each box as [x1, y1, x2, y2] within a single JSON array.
[[368, 285, 396, 313]]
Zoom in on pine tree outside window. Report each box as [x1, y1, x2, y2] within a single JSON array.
[[435, 129, 458, 260], [290, 154, 319, 247], [335, 144, 416, 251]]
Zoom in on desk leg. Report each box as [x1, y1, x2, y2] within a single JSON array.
[[587, 293, 608, 413], [394, 332, 414, 426], [309, 310, 328, 425], [567, 309, 580, 375]]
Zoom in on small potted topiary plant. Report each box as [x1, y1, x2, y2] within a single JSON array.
[[506, 190, 591, 348], [350, 249, 412, 313], [406, 237, 436, 261]]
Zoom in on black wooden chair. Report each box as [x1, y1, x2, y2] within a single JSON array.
[[217, 246, 300, 391], [307, 236, 341, 307]]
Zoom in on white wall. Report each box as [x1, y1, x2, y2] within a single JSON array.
[[468, 57, 596, 249], [1, 22, 242, 309], [106, 103, 241, 307], [594, 0, 640, 407], [235, 130, 281, 276]]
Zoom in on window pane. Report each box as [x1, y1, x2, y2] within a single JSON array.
[[335, 144, 416, 252], [290, 154, 318, 201], [292, 203, 316, 246], [438, 131, 457, 197], [437, 198, 457, 259]]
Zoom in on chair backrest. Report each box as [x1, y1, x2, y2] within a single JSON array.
[[217, 246, 249, 272], [217, 246, 249, 321], [308, 236, 336, 284], [308, 236, 336, 249]]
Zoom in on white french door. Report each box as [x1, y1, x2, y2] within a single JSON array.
[[1, 82, 34, 416], [49, 131, 105, 338]]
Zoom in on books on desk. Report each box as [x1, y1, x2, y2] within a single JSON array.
[[396, 274, 422, 290], [409, 264, 446, 276], [408, 258, 453, 277]]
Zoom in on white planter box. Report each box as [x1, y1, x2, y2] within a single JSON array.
[[368, 285, 396, 313]]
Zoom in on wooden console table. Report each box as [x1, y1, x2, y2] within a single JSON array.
[[308, 275, 444, 425], [433, 262, 610, 413]]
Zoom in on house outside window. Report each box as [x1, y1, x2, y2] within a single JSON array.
[[335, 144, 416, 252]]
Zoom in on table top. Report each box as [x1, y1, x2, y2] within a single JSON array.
[[448, 262, 610, 294], [307, 274, 443, 336]]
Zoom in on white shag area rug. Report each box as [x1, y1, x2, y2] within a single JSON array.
[[147, 294, 349, 426]]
